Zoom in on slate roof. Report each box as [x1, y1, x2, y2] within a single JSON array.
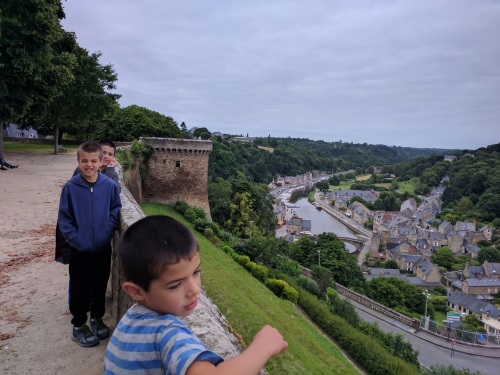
[[402, 254, 422, 263], [416, 258, 434, 275], [301, 219, 312, 232], [448, 291, 500, 318], [485, 262, 500, 277], [369, 268, 401, 276], [465, 278, 500, 287]]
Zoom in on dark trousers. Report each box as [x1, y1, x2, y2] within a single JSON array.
[[69, 247, 111, 327]]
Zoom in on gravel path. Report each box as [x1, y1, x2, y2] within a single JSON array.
[[0, 151, 109, 375]]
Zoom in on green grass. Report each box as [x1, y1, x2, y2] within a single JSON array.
[[3, 141, 79, 153], [397, 178, 419, 195], [141, 202, 361, 375], [329, 181, 353, 190]]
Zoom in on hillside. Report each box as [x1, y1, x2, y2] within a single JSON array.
[[141, 202, 362, 375]]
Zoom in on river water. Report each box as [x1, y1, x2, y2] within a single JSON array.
[[287, 197, 357, 240]]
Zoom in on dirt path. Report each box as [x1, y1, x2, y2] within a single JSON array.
[[0, 152, 109, 374]]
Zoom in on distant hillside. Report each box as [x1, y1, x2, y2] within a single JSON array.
[[209, 135, 457, 183]]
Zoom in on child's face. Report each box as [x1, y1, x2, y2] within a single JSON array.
[[140, 251, 201, 317], [77, 151, 102, 181], [100, 145, 115, 169]]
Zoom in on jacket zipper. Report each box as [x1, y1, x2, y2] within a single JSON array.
[[91, 187, 95, 251]]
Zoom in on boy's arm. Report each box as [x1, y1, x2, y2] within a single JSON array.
[[186, 325, 287, 375], [57, 186, 78, 245], [108, 184, 122, 230], [102, 167, 121, 193]]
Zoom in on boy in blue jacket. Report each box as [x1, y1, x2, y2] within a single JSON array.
[[58, 141, 122, 347]]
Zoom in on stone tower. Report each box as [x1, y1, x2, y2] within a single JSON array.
[[141, 137, 212, 219]]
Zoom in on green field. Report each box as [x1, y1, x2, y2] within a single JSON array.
[[397, 178, 419, 195], [141, 202, 361, 375], [3, 141, 79, 153]]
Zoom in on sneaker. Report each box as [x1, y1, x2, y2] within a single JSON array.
[[90, 318, 110, 340], [0, 167, 7, 171], [10, 165, 18, 169], [72, 324, 99, 347]]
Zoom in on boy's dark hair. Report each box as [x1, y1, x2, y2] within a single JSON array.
[[77, 141, 103, 159], [118, 216, 199, 291], [99, 139, 117, 153]]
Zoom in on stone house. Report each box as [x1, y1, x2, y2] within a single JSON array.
[[286, 216, 302, 234], [462, 278, 500, 298], [447, 291, 500, 321], [465, 243, 481, 258], [346, 201, 371, 225], [400, 254, 422, 272], [400, 198, 417, 218], [479, 226, 493, 242], [427, 230, 447, 250], [484, 261, 500, 279], [416, 238, 431, 252], [413, 257, 441, 283], [439, 221, 453, 234]]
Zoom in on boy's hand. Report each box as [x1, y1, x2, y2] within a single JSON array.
[[252, 325, 288, 357], [108, 159, 118, 168]]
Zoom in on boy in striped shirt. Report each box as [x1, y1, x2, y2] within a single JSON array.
[[105, 215, 287, 375]]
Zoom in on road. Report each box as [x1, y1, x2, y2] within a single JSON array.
[[351, 300, 499, 374]]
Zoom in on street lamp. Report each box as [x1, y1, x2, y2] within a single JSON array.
[[249, 220, 254, 239], [318, 250, 321, 266], [422, 289, 430, 330]]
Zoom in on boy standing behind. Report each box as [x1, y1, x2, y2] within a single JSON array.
[[72, 139, 120, 191], [105, 215, 287, 375], [58, 141, 122, 347]]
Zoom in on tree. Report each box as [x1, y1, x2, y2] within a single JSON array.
[[315, 180, 329, 192], [384, 259, 399, 269], [225, 192, 259, 238], [457, 197, 473, 212], [97, 105, 181, 141], [31, 34, 120, 152], [193, 127, 211, 140], [431, 247, 455, 270], [477, 247, 500, 263], [0, 0, 76, 157]]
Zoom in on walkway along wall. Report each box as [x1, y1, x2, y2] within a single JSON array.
[[140, 137, 212, 219]]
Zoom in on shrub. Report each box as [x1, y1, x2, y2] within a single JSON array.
[[275, 256, 302, 277], [234, 254, 250, 268], [246, 262, 268, 283], [282, 284, 299, 304], [295, 276, 321, 297], [267, 279, 298, 304], [194, 218, 210, 233], [184, 208, 198, 224], [173, 200, 189, 215], [221, 244, 235, 257]]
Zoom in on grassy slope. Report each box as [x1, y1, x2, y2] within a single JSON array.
[[141, 202, 361, 375]]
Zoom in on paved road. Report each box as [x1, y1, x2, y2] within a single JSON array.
[[351, 299, 499, 374]]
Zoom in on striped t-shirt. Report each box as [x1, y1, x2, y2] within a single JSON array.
[[105, 304, 223, 374]]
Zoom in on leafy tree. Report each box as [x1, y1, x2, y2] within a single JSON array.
[[0, 0, 76, 156], [315, 180, 329, 192], [457, 197, 473, 212], [97, 105, 181, 141], [477, 247, 500, 263], [225, 192, 259, 238], [193, 127, 211, 140], [384, 259, 399, 269], [431, 247, 455, 270], [32, 35, 119, 152]]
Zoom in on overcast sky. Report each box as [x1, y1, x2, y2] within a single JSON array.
[[61, 0, 500, 150]]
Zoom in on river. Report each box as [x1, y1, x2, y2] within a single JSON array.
[[283, 196, 358, 252]]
